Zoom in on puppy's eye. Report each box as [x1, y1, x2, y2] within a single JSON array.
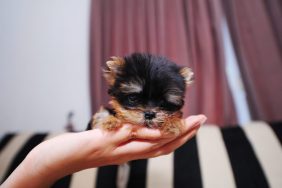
[[159, 100, 181, 111], [159, 99, 166, 107], [127, 94, 139, 105]]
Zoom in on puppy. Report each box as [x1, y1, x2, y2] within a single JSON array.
[[88, 53, 194, 135]]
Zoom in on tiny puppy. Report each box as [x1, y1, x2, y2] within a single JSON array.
[[87, 53, 194, 135]]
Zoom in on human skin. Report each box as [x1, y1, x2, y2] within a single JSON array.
[[1, 115, 206, 188]]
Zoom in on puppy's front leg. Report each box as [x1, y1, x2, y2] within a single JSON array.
[[88, 107, 121, 130]]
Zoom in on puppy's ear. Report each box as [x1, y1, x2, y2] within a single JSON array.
[[179, 67, 194, 86], [103, 56, 125, 86]]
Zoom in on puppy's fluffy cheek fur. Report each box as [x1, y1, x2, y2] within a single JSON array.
[[154, 112, 169, 124], [110, 100, 144, 124], [119, 109, 144, 124]]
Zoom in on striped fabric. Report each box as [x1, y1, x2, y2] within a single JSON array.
[[0, 122, 281, 188]]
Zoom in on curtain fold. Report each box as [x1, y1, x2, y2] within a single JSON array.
[[183, 0, 237, 125], [90, 0, 238, 126], [223, 0, 282, 122]]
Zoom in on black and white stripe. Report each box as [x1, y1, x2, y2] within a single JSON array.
[[242, 122, 282, 188], [0, 134, 15, 152], [0, 122, 281, 188], [0, 133, 34, 183], [127, 159, 147, 188], [197, 126, 236, 188], [268, 121, 282, 145], [221, 127, 269, 188], [174, 137, 202, 188]]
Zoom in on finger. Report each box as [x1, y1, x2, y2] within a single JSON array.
[[112, 114, 206, 142], [110, 124, 133, 144], [103, 124, 164, 144], [132, 114, 206, 140], [113, 135, 175, 157], [113, 129, 176, 156], [139, 123, 200, 159], [180, 114, 207, 135], [186, 114, 207, 125], [108, 123, 164, 144], [114, 115, 206, 156], [133, 126, 164, 140], [113, 140, 160, 157]]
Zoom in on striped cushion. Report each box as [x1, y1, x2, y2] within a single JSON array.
[[0, 122, 281, 188]]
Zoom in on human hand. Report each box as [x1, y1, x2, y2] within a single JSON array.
[[1, 115, 206, 188]]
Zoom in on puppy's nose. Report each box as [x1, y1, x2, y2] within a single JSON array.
[[144, 111, 156, 120]]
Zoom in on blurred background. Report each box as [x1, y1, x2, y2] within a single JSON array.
[[0, 0, 91, 132], [0, 0, 281, 132]]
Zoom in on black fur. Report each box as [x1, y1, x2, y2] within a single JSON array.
[[109, 53, 186, 112]]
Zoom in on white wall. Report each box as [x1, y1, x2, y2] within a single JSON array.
[[0, 0, 91, 132]]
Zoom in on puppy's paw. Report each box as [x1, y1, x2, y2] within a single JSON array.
[[90, 107, 121, 130], [102, 116, 121, 130]]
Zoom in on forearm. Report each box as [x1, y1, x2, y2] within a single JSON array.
[[1, 131, 109, 188], [1, 138, 84, 188], [1, 150, 55, 188]]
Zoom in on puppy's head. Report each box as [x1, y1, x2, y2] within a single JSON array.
[[104, 53, 193, 128]]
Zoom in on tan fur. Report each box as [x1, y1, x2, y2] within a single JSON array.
[[91, 107, 122, 130], [103, 56, 125, 86], [166, 94, 182, 105], [120, 82, 143, 93], [110, 100, 144, 125], [180, 67, 194, 86], [91, 99, 183, 135]]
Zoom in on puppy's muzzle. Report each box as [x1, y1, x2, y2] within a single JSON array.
[[144, 111, 156, 120]]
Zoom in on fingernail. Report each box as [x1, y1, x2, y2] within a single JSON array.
[[191, 115, 207, 129], [199, 115, 207, 125]]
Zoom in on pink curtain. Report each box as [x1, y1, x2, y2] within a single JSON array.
[[90, 0, 238, 126], [223, 0, 282, 122]]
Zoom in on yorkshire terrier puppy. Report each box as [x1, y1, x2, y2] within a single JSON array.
[[87, 53, 194, 135]]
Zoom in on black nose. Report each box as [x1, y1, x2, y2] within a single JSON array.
[[144, 111, 156, 120]]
